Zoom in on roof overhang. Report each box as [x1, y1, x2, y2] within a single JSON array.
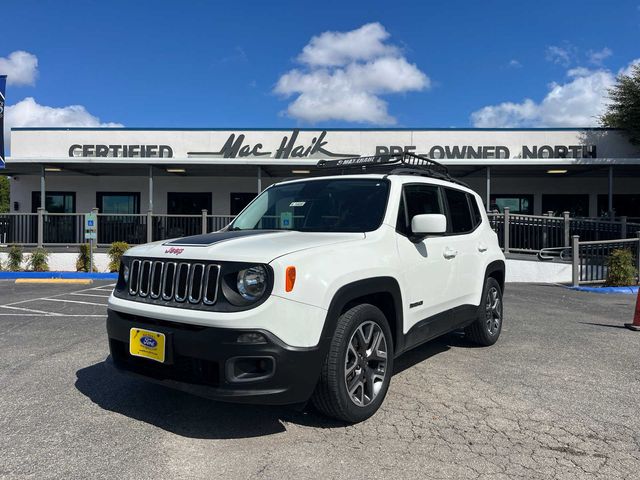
[[2, 157, 640, 178]]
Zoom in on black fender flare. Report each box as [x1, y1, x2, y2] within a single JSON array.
[[320, 276, 404, 354], [484, 259, 506, 292]]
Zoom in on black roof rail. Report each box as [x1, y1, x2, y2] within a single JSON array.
[[317, 152, 469, 188]]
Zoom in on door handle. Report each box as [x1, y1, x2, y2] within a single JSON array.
[[443, 247, 458, 259], [477, 243, 488, 253]]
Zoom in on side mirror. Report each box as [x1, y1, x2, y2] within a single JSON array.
[[411, 214, 447, 236]]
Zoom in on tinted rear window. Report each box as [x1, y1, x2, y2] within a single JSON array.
[[445, 188, 474, 234]]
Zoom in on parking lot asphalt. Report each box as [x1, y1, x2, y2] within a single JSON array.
[[0, 281, 639, 480]]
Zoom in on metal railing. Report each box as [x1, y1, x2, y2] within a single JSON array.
[[0, 209, 235, 247], [0, 213, 37, 244], [2, 206, 639, 252], [571, 236, 640, 286], [487, 208, 640, 254]]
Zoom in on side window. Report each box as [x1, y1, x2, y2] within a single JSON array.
[[445, 188, 474, 234], [397, 184, 443, 236], [468, 193, 483, 226]]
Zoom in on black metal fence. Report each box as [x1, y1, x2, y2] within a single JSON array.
[[572, 237, 640, 285], [152, 215, 202, 241], [98, 215, 147, 245], [0, 211, 235, 246], [0, 214, 37, 244], [2, 208, 639, 254], [487, 209, 640, 253]]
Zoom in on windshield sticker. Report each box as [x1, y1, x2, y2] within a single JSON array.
[[289, 201, 306, 207], [280, 212, 293, 229]]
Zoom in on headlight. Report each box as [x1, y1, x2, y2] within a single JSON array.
[[237, 266, 267, 301], [123, 264, 130, 283]]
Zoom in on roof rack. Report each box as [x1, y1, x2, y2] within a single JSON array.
[[317, 152, 469, 187]]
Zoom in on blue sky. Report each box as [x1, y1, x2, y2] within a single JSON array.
[[1, 0, 639, 134]]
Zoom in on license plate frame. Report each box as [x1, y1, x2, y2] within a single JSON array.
[[129, 328, 166, 363]]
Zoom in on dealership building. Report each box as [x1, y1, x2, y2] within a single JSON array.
[[4, 127, 640, 219]]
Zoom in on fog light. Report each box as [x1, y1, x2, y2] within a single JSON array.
[[226, 356, 275, 382], [236, 332, 267, 344]]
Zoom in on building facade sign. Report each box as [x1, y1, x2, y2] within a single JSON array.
[[9, 128, 640, 161]]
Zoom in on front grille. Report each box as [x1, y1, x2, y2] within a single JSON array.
[[128, 259, 220, 306]]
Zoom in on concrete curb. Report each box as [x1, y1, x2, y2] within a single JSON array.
[[568, 285, 639, 295], [0, 272, 118, 280], [15, 278, 95, 285]]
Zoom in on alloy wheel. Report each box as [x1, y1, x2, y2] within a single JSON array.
[[485, 286, 502, 335], [344, 321, 388, 407]]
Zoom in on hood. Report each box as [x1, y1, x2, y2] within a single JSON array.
[[125, 230, 366, 263]]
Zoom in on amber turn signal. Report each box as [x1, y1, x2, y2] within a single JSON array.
[[285, 266, 296, 292]]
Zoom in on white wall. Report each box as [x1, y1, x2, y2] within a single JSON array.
[[0, 252, 110, 272], [9, 175, 283, 215]]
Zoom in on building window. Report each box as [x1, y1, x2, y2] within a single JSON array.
[[490, 194, 533, 215], [167, 192, 212, 215], [230, 192, 257, 216], [97, 192, 140, 214], [597, 194, 640, 219], [541, 194, 589, 217], [31, 191, 76, 213]]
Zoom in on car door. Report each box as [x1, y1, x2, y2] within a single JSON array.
[[395, 183, 457, 335], [442, 188, 485, 307]]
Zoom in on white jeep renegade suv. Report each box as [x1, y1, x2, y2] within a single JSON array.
[[107, 154, 505, 423]]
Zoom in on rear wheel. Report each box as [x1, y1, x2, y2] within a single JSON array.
[[465, 277, 503, 346], [311, 304, 393, 423]]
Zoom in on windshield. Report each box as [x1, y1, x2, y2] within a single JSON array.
[[229, 178, 390, 232]]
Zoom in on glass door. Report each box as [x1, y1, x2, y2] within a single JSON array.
[[96, 192, 142, 244], [31, 191, 76, 244]]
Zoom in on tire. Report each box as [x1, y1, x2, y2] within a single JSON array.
[[465, 277, 503, 346], [311, 303, 394, 423]]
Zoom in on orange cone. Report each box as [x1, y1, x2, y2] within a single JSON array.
[[625, 288, 640, 331]]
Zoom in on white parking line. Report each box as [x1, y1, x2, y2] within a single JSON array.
[[3, 284, 114, 308], [39, 298, 107, 307], [70, 293, 111, 298], [0, 305, 65, 316]]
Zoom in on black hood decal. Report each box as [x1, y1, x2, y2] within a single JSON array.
[[166, 230, 281, 246]]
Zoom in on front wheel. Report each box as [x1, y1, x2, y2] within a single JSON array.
[[311, 304, 394, 423], [465, 277, 503, 346]]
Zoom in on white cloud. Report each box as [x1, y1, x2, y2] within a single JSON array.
[[297, 23, 399, 67], [274, 23, 429, 124], [588, 47, 612, 66], [4, 97, 122, 151], [507, 59, 522, 69], [545, 45, 573, 66], [0, 50, 38, 86], [470, 59, 640, 128]]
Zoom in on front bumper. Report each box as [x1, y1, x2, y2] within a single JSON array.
[[106, 308, 327, 405]]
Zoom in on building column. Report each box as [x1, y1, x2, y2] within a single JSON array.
[[40, 164, 46, 210], [485, 166, 491, 211], [257, 167, 262, 193], [148, 165, 154, 212], [608, 166, 613, 218]]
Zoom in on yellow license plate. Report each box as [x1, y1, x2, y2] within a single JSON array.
[[129, 328, 166, 363]]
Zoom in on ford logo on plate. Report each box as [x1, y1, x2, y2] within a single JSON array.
[[140, 336, 157, 348]]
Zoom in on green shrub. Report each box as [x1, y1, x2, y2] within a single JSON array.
[[76, 243, 97, 272], [28, 248, 50, 272], [8, 244, 24, 271], [107, 241, 129, 272], [606, 248, 637, 286]]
